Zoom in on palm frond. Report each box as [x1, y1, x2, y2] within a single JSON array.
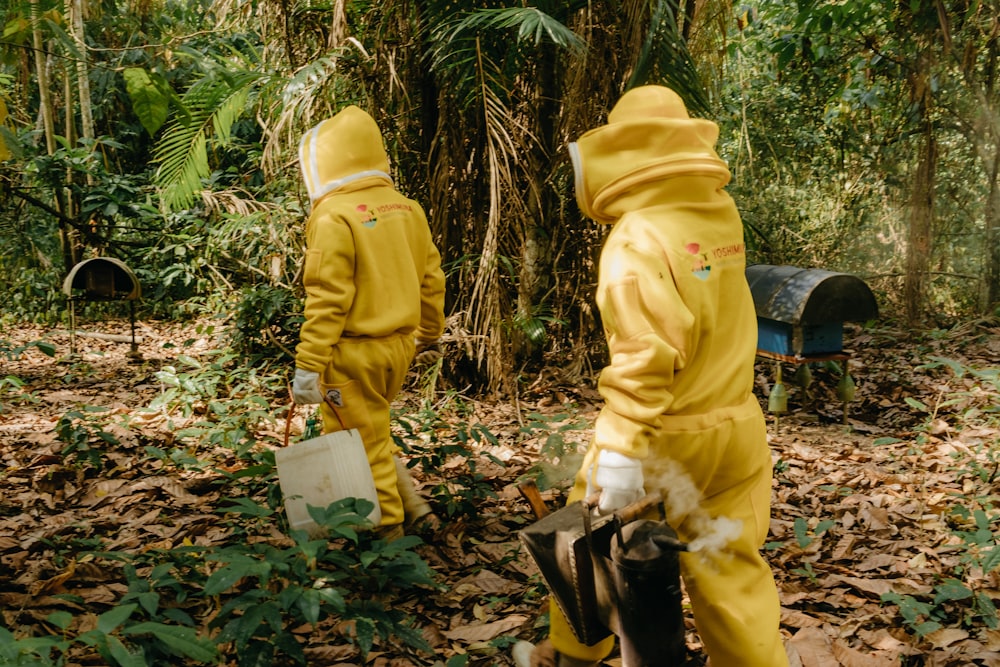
[[628, 0, 711, 116], [448, 7, 586, 55], [427, 6, 584, 91], [153, 70, 265, 211]]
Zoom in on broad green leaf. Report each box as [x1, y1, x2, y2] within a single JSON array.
[[230, 601, 271, 646], [98, 603, 137, 633], [124, 623, 217, 662], [982, 547, 1000, 573], [296, 588, 322, 625], [34, 341, 56, 357], [134, 591, 160, 617], [793, 516, 811, 548], [46, 610, 73, 630], [218, 496, 273, 518], [933, 578, 972, 604], [107, 635, 147, 667], [3, 17, 31, 39], [914, 620, 942, 637], [815, 519, 835, 535], [354, 617, 376, 656], [977, 592, 999, 628], [123, 68, 169, 137], [203, 557, 270, 596]]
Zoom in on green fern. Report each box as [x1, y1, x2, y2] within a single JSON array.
[[153, 71, 265, 212]]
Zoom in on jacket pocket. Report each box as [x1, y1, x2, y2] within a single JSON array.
[[303, 248, 324, 288], [321, 379, 375, 448]]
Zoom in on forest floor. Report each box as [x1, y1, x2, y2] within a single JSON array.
[[4, 317, 1000, 666]]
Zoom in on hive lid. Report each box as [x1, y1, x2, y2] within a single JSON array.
[[746, 264, 878, 325], [62, 257, 141, 301]]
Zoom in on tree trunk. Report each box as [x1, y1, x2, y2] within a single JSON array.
[[904, 124, 936, 324], [30, 0, 56, 157], [30, 0, 77, 272], [984, 147, 1000, 310], [70, 0, 95, 151], [515, 52, 558, 363]]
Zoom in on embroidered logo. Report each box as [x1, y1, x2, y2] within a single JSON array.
[[356, 204, 377, 228], [685, 243, 711, 280]]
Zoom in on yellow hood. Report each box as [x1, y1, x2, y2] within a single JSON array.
[[298, 105, 393, 206], [569, 86, 731, 224]]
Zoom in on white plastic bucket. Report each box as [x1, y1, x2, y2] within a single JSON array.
[[275, 428, 381, 536]]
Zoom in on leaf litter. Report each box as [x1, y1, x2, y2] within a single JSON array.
[[3, 318, 1000, 665]]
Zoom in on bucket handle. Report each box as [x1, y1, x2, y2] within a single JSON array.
[[582, 491, 665, 552], [283, 385, 349, 448]]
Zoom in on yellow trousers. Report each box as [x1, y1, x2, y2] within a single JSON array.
[[549, 400, 787, 667], [319, 334, 414, 527]]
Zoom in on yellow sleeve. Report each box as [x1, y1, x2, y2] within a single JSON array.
[[416, 231, 446, 343], [593, 246, 694, 459], [295, 212, 356, 373]]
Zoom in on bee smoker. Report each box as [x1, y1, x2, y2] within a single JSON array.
[[518, 484, 691, 665], [611, 518, 688, 666]]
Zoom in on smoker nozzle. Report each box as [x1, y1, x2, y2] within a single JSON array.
[[651, 532, 689, 552]]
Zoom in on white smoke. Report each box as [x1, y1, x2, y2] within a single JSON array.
[[686, 515, 743, 554], [649, 459, 743, 555]]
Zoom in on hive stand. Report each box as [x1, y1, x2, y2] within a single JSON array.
[[746, 264, 878, 428], [62, 257, 142, 358]]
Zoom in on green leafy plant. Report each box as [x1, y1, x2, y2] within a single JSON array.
[[55, 407, 118, 468], [228, 284, 301, 360], [882, 506, 1000, 637], [1, 602, 218, 667], [206, 497, 437, 665], [394, 405, 503, 519], [1, 338, 57, 360], [0, 375, 38, 412], [882, 575, 999, 638], [792, 517, 836, 549], [148, 351, 277, 459], [1, 497, 440, 667], [75, 603, 218, 666], [880, 590, 946, 637], [0, 622, 67, 667], [790, 561, 819, 585]]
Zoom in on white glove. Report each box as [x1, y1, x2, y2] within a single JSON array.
[[292, 368, 322, 404], [414, 339, 442, 365], [594, 449, 644, 514]]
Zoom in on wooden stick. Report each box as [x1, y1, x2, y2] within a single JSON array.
[[57, 330, 143, 344], [517, 479, 550, 519]]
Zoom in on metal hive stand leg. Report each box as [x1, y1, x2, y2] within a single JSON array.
[[69, 298, 77, 355]]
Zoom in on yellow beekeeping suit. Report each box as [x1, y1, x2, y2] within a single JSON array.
[[295, 106, 445, 528], [547, 86, 787, 667]]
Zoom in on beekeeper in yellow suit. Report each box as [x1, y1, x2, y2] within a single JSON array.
[[525, 86, 787, 667], [291, 105, 446, 540]]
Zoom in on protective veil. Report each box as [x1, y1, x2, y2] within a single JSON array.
[[550, 86, 787, 666], [296, 106, 446, 527]]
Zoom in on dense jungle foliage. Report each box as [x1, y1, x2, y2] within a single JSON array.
[[1, 0, 996, 391]]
